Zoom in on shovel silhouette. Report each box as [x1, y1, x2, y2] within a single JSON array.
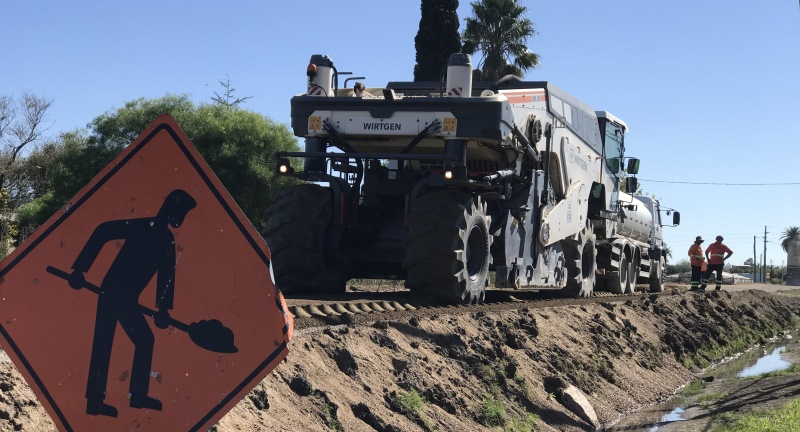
[[46, 266, 238, 354]]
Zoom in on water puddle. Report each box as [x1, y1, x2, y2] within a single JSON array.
[[736, 346, 791, 377], [647, 407, 686, 431], [611, 332, 798, 431]]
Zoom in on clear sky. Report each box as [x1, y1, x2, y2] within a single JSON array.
[[3, 0, 800, 269]]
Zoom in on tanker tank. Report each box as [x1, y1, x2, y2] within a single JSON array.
[[615, 192, 653, 243]]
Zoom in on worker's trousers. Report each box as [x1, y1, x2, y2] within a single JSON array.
[[690, 265, 703, 289], [701, 263, 724, 290]]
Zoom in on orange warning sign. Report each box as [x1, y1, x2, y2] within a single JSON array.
[[0, 115, 292, 431]]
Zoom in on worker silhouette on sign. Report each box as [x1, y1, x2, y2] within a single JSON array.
[[67, 189, 196, 418]]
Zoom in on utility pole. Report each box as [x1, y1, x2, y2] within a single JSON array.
[[763, 225, 768, 283], [754, 236, 757, 282]]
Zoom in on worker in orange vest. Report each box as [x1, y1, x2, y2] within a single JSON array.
[[688, 236, 706, 291], [701, 235, 733, 291]]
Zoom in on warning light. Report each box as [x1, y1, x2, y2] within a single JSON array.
[[307, 64, 317, 77], [277, 158, 293, 174]]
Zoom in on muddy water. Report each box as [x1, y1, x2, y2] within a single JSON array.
[[610, 332, 800, 431]]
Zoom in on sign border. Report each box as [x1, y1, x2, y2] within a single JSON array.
[[0, 120, 288, 432]]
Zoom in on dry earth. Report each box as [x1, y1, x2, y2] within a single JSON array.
[[1, 284, 800, 431]]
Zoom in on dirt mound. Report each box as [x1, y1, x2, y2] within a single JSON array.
[[2, 288, 799, 431]]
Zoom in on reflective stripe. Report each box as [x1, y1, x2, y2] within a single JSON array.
[[710, 253, 725, 257]]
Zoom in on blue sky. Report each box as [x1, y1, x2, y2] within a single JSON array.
[[3, 0, 800, 269]]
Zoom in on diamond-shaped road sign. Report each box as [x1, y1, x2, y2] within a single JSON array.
[[0, 115, 293, 431]]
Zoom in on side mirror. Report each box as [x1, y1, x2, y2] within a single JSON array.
[[626, 158, 640, 175], [608, 157, 620, 174], [672, 211, 680, 226], [627, 176, 638, 193]]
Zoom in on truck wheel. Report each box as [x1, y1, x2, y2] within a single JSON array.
[[649, 257, 666, 292], [404, 190, 492, 305], [608, 253, 628, 294], [626, 255, 640, 294], [263, 184, 347, 295], [563, 220, 596, 298]]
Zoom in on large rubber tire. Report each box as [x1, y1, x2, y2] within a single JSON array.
[[649, 256, 666, 292], [626, 254, 639, 294], [562, 220, 597, 298], [262, 184, 347, 295], [404, 190, 492, 305], [608, 253, 628, 294]]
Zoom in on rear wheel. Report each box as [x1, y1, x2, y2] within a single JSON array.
[[626, 255, 639, 294], [562, 220, 596, 297], [608, 253, 628, 294], [262, 184, 348, 295], [404, 190, 492, 304], [649, 256, 666, 292]]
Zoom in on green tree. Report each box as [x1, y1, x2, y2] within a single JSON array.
[[0, 93, 53, 193], [780, 226, 800, 253], [666, 258, 691, 276], [461, 0, 540, 81], [413, 0, 462, 81], [1, 93, 53, 256], [211, 75, 253, 108], [5, 140, 65, 209], [17, 95, 299, 238]]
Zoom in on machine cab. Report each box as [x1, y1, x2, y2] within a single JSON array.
[[596, 111, 629, 177]]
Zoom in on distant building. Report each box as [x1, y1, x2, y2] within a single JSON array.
[[788, 239, 800, 286]]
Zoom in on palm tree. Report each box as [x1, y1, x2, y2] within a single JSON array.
[[780, 226, 800, 252], [462, 0, 540, 81]]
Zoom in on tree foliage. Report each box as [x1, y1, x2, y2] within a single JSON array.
[[461, 0, 539, 81], [1, 93, 53, 255], [17, 95, 300, 238], [413, 0, 462, 81], [0, 93, 53, 193], [211, 75, 253, 108], [780, 226, 800, 253], [666, 258, 691, 276]]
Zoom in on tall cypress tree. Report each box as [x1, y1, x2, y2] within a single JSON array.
[[413, 0, 461, 82]]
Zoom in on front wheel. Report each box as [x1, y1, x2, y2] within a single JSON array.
[[562, 220, 596, 298], [404, 190, 492, 304], [262, 184, 348, 295]]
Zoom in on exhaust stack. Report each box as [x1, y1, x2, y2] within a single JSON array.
[[307, 54, 334, 97], [446, 53, 472, 98]]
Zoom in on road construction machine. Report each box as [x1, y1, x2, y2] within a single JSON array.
[[264, 53, 679, 304]]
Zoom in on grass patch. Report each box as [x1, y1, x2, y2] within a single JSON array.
[[479, 394, 507, 427], [387, 390, 435, 431], [683, 379, 705, 396], [638, 341, 664, 370], [476, 364, 499, 382], [696, 392, 729, 404], [388, 389, 424, 416], [321, 402, 344, 432], [712, 397, 800, 431], [505, 413, 540, 432], [513, 375, 533, 399]]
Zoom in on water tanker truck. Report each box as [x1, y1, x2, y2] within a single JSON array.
[[264, 53, 679, 304]]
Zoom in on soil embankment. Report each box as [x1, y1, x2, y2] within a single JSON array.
[[1, 285, 799, 431]]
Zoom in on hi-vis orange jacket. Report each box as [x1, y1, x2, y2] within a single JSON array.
[[688, 244, 705, 266], [706, 242, 733, 265]]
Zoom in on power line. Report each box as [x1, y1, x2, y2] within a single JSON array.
[[638, 179, 800, 186]]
